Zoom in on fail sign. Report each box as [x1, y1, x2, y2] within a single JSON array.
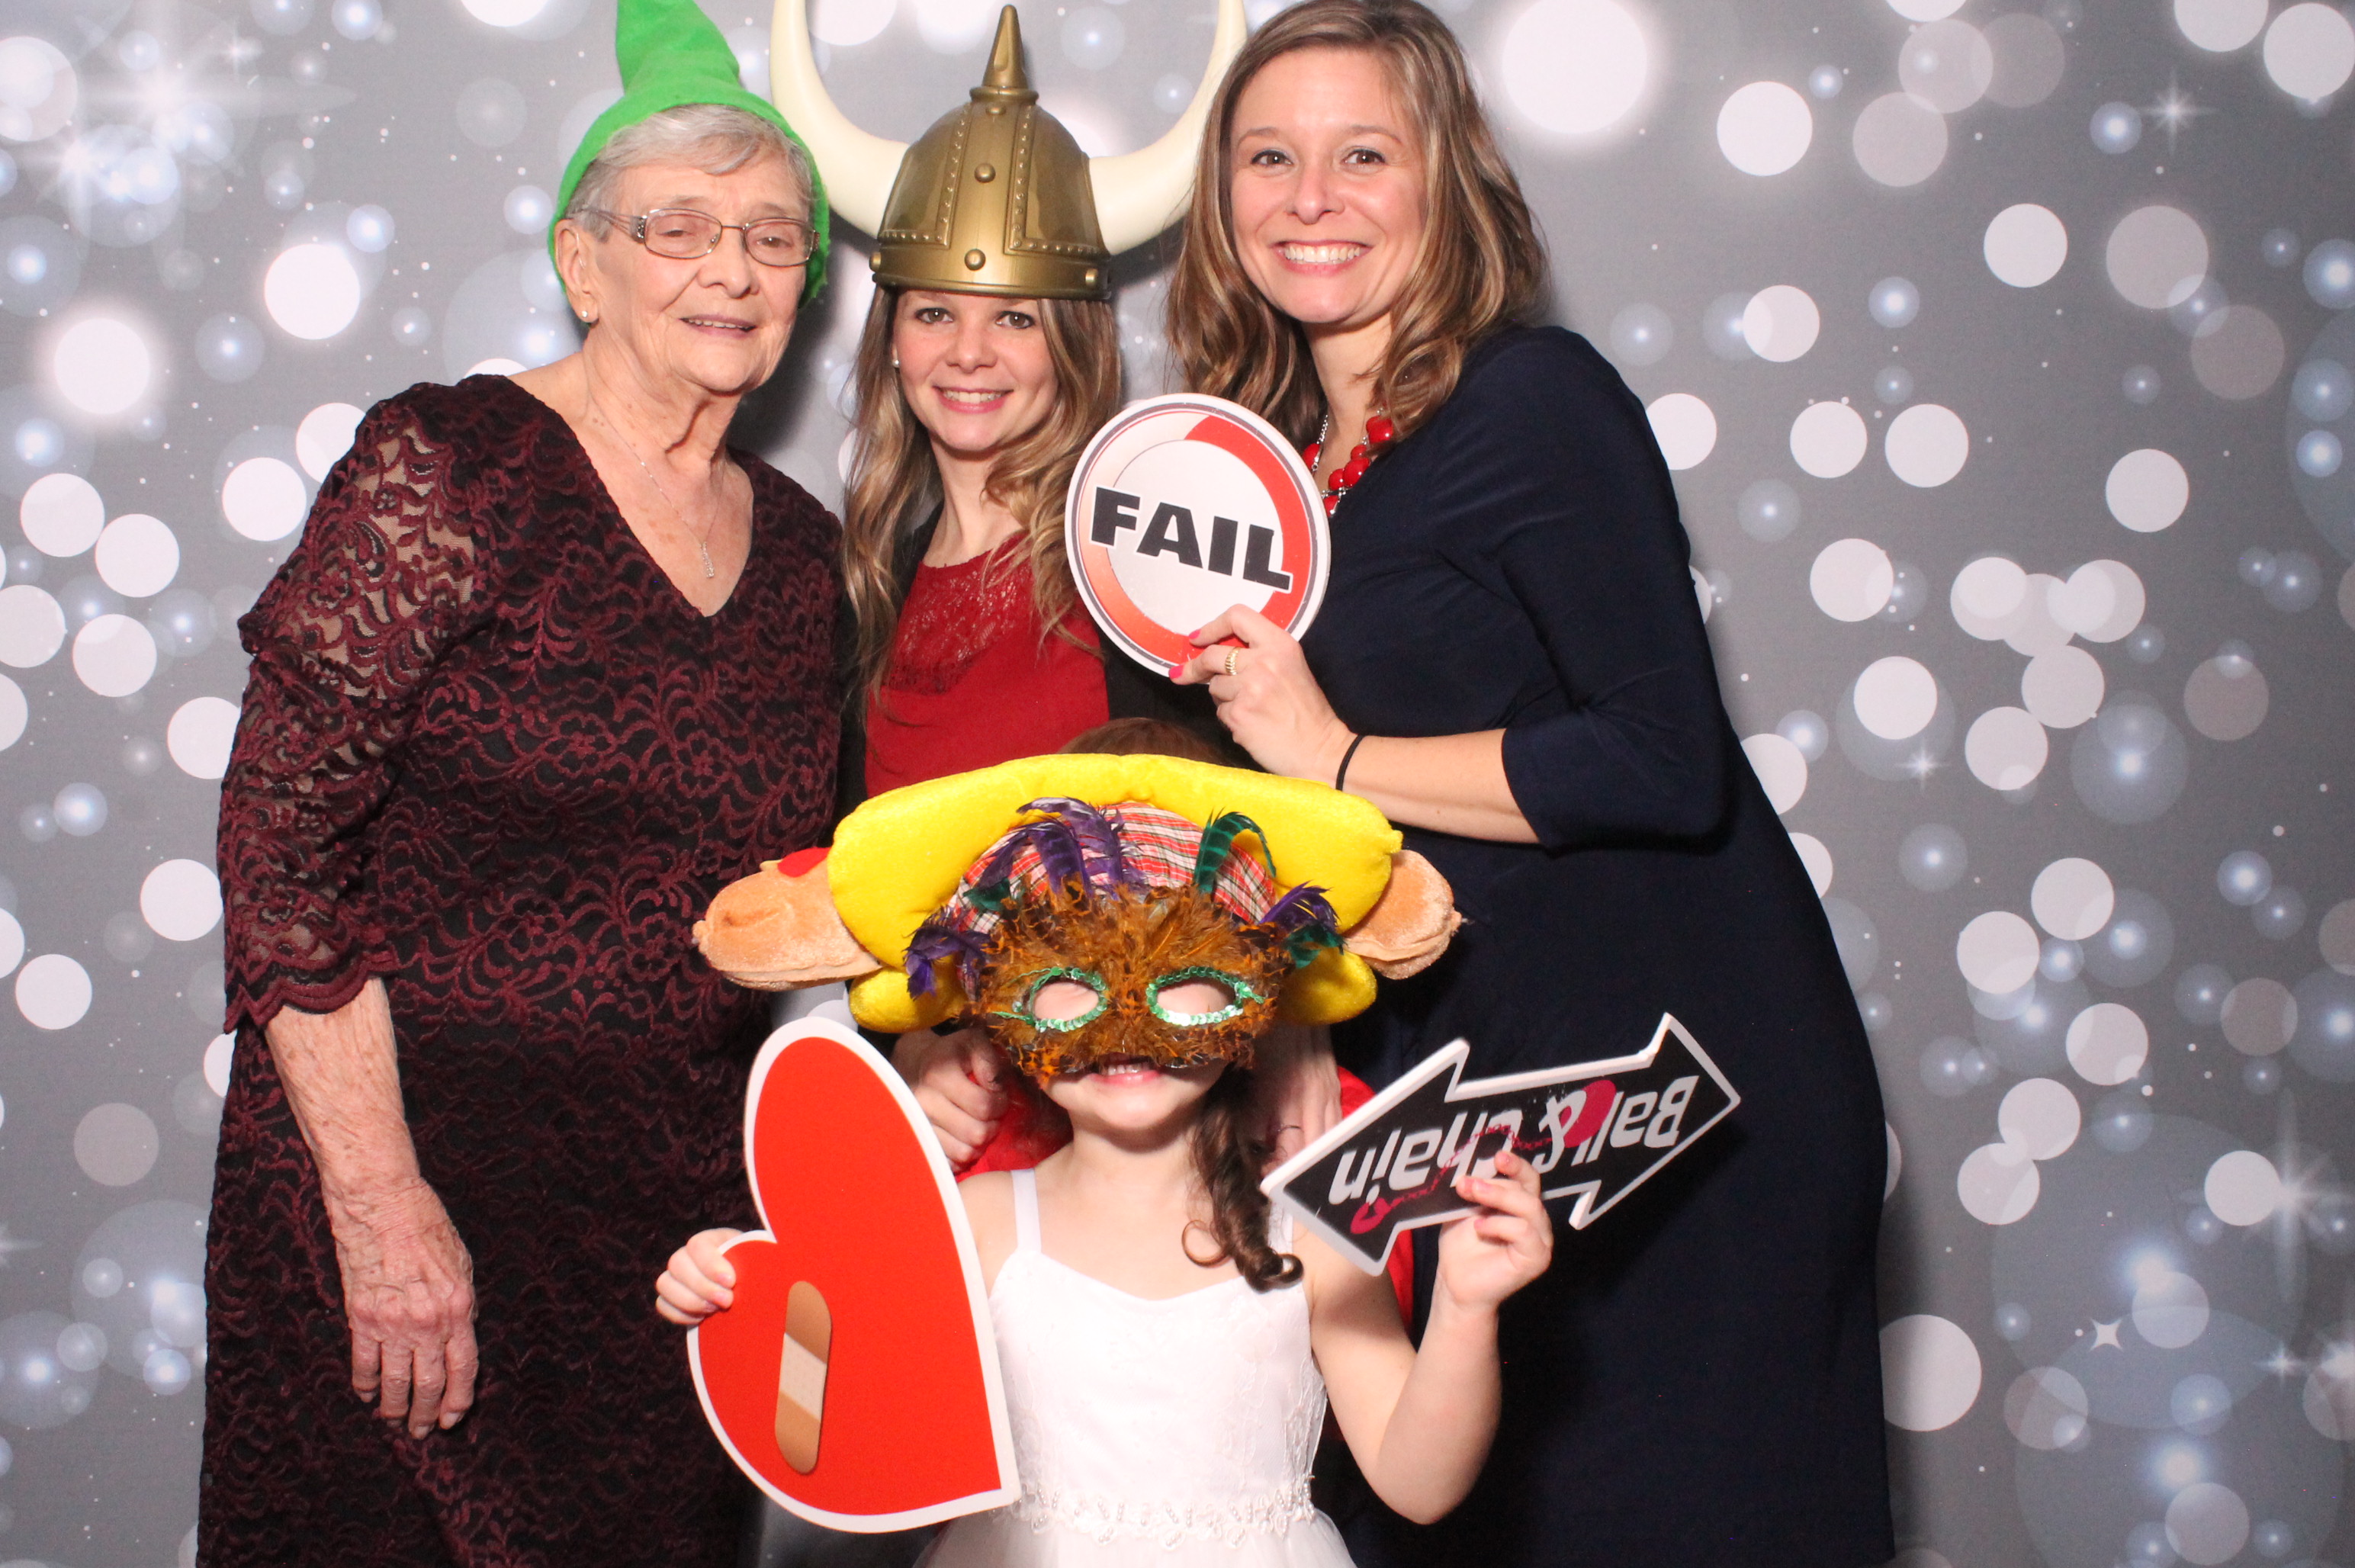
[[1064, 394, 1329, 669]]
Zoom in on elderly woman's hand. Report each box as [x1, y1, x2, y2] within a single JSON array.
[[1174, 605, 1354, 782]]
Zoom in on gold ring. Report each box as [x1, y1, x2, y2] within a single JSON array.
[[1222, 648, 1239, 678]]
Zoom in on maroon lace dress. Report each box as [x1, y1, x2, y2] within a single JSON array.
[[202, 377, 839, 1566]]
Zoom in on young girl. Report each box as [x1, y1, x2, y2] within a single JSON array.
[[664, 772, 1551, 1563]]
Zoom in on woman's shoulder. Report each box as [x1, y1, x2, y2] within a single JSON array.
[[355, 374, 554, 455], [1447, 325, 1637, 419], [735, 448, 838, 528]]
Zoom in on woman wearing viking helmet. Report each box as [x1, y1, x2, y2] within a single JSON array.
[[770, 2, 1268, 1178]]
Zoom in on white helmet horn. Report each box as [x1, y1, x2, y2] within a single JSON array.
[[768, 0, 908, 236], [1090, 0, 1248, 253], [772, 0, 1248, 252]]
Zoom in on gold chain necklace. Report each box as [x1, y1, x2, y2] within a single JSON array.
[[583, 384, 719, 579]]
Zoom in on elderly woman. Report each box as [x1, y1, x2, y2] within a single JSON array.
[[198, 0, 837, 1560], [1168, 5, 1893, 1566]]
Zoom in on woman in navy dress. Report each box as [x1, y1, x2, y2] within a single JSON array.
[[1168, 5, 1893, 1564]]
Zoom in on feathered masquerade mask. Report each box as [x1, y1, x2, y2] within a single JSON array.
[[693, 755, 1460, 1077]]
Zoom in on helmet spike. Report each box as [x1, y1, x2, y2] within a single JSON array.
[[982, 5, 1026, 95]]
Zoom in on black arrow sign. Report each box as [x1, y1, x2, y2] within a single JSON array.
[[1261, 1014, 1739, 1274]]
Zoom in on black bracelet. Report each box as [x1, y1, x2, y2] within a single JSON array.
[[1334, 733, 1367, 793]]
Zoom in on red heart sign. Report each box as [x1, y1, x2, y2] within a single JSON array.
[[689, 1020, 1018, 1530]]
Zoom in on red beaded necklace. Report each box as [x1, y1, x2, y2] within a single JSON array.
[[1303, 412, 1396, 516]]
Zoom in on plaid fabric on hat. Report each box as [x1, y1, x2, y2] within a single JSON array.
[[903, 797, 1343, 1003]]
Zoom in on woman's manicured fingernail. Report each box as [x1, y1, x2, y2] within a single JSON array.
[[1166, 662, 1186, 680]]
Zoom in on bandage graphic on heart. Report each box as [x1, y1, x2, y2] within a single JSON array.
[[688, 1018, 1019, 1530]]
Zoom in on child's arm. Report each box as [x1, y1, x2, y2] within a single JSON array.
[[1301, 1150, 1553, 1524], [655, 1229, 744, 1325]]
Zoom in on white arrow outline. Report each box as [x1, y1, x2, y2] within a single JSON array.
[[1259, 1013, 1740, 1274]]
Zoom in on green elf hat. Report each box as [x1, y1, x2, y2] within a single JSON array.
[[552, 0, 831, 299]]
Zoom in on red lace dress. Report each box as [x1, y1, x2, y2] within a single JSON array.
[[203, 377, 839, 1567], [862, 538, 1109, 798]]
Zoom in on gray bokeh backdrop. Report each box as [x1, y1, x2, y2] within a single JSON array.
[[2, 0, 2353, 1563]]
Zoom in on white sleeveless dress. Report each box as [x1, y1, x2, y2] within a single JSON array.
[[919, 1169, 1355, 1567]]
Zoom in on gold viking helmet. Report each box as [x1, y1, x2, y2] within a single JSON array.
[[772, 0, 1246, 300]]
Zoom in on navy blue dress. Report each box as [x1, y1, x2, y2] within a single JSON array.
[[1309, 329, 1893, 1567]]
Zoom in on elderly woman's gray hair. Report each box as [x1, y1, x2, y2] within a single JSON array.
[[564, 102, 815, 233]]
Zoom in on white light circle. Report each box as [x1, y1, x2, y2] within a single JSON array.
[[2031, 858, 2115, 940], [295, 402, 364, 480], [2066, 1002, 2149, 1084], [1999, 1078, 2081, 1161], [1881, 1314, 1982, 1430], [1852, 92, 1949, 188], [2263, 4, 2355, 101], [1810, 538, 1895, 622], [1952, 557, 2029, 639], [1501, 0, 1651, 137], [1958, 911, 2042, 993], [2021, 646, 2104, 728], [73, 1103, 158, 1186], [263, 243, 364, 341], [16, 951, 92, 1029], [1741, 733, 1808, 815], [1887, 0, 1965, 20], [0, 673, 23, 751], [1968, 706, 2044, 786], [2176, 0, 2268, 51], [204, 1033, 235, 1097], [140, 859, 223, 943], [72, 615, 156, 697], [1885, 403, 1970, 487], [94, 514, 178, 598], [2166, 1482, 2250, 1567], [1644, 393, 1717, 471], [1742, 285, 1820, 361], [1984, 204, 2067, 288], [1716, 80, 1812, 175], [460, 0, 550, 24], [2204, 1151, 2284, 1226], [1854, 656, 1937, 739], [0, 583, 67, 667], [1791, 401, 1868, 478], [2106, 206, 2209, 309], [0, 908, 21, 975], [1789, 831, 1833, 895], [20, 472, 104, 556], [168, 696, 239, 779], [2132, 1271, 2209, 1349], [2054, 560, 2145, 642], [1899, 20, 1994, 113], [221, 458, 307, 541], [53, 317, 152, 416], [1958, 1141, 2042, 1225], [2106, 448, 2190, 532], [914, 0, 995, 51], [811, 0, 897, 47]]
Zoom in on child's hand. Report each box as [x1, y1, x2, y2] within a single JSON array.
[[656, 1228, 744, 1325], [896, 1027, 1009, 1166], [1432, 1149, 1553, 1316]]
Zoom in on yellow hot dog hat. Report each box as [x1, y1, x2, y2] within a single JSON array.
[[694, 753, 1460, 1034]]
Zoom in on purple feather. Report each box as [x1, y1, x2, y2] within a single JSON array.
[[1260, 883, 1339, 937]]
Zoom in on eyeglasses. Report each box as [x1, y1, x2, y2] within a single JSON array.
[[591, 208, 813, 268]]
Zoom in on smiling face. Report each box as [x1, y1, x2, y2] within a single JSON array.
[[1227, 46, 1428, 345], [891, 290, 1062, 464], [557, 150, 808, 400]]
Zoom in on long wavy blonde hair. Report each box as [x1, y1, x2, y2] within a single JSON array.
[[1166, 0, 1547, 446], [840, 288, 1123, 705]]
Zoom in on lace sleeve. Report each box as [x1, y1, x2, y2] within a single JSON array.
[[216, 391, 503, 1031]]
